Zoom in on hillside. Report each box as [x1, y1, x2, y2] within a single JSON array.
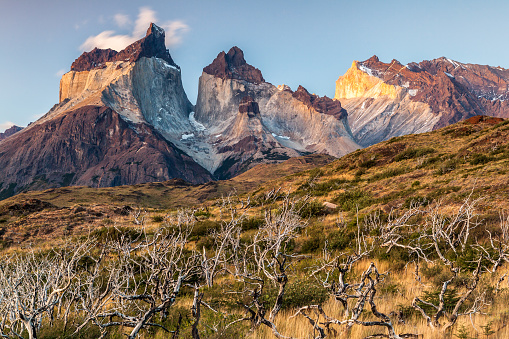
[[1, 116, 508, 246], [1, 116, 509, 339]]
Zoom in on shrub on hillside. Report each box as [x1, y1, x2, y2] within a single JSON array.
[[394, 147, 436, 162]]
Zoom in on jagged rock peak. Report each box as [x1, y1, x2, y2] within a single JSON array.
[[238, 96, 260, 117], [292, 85, 346, 120], [203, 46, 265, 84], [0, 125, 23, 141], [71, 23, 177, 72]]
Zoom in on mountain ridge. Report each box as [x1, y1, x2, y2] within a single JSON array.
[[3, 24, 509, 200]]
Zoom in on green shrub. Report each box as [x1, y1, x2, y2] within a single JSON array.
[[297, 178, 349, 196], [435, 159, 459, 175], [263, 278, 328, 309], [359, 158, 377, 168], [240, 217, 264, 231], [416, 155, 443, 169], [369, 167, 408, 181], [418, 289, 461, 315], [91, 226, 143, 243], [151, 215, 164, 223], [301, 235, 323, 253], [194, 210, 212, 219], [334, 190, 375, 212], [190, 220, 221, 240], [296, 200, 329, 218], [394, 147, 436, 162], [327, 229, 356, 251], [469, 153, 493, 165]]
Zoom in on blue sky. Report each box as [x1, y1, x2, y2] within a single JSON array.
[[1, 0, 509, 132]]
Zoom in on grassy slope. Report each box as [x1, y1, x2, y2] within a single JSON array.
[[1, 117, 509, 338], [256, 116, 509, 218]]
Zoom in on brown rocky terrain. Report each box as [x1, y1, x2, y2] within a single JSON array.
[[70, 23, 177, 72], [194, 47, 360, 178], [336, 55, 509, 146], [0, 105, 211, 199], [0, 125, 23, 141], [203, 46, 264, 84]]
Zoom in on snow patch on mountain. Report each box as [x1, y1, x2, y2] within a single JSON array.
[[189, 112, 206, 131]]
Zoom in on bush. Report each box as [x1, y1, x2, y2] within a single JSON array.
[[469, 153, 493, 165], [334, 190, 375, 212], [301, 235, 323, 253], [369, 167, 408, 181], [194, 209, 212, 219], [262, 277, 328, 309], [296, 200, 329, 218], [418, 289, 461, 315], [435, 159, 459, 175], [151, 215, 164, 223], [240, 217, 264, 231], [327, 229, 356, 251], [297, 178, 349, 196], [190, 220, 222, 240], [394, 147, 436, 162], [91, 226, 143, 243]]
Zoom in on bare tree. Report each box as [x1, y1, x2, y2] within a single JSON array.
[[225, 196, 307, 338], [381, 195, 494, 334], [301, 216, 418, 339], [70, 211, 202, 339], [0, 240, 92, 339]]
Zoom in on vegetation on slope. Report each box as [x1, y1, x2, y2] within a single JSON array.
[[0, 116, 509, 338]]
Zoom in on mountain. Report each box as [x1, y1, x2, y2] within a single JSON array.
[[193, 47, 360, 178], [0, 125, 23, 141], [0, 24, 211, 199], [336, 56, 509, 146]]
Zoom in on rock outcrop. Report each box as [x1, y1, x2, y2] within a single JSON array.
[[0, 105, 211, 199], [70, 23, 176, 72], [0, 125, 23, 142], [335, 56, 509, 146], [203, 46, 264, 84], [0, 24, 210, 199], [193, 47, 360, 178]]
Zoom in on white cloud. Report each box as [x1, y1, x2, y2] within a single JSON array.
[[80, 7, 189, 52], [0, 122, 15, 133], [162, 20, 190, 47], [80, 31, 137, 52], [114, 14, 131, 28], [55, 69, 67, 77], [133, 7, 157, 39]]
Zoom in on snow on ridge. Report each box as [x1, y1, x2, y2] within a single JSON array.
[[157, 58, 179, 71], [181, 133, 194, 140], [445, 72, 454, 78], [358, 64, 375, 77], [271, 132, 290, 140], [189, 112, 206, 131], [445, 58, 466, 70]]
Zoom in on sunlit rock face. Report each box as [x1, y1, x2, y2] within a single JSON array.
[[194, 47, 360, 178], [335, 55, 509, 147], [0, 24, 212, 199]]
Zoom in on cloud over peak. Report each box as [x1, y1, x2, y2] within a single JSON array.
[[80, 7, 189, 52], [0, 122, 15, 133]]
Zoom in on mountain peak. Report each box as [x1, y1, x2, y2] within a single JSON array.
[[203, 46, 264, 84], [71, 23, 177, 72], [0, 125, 23, 141]]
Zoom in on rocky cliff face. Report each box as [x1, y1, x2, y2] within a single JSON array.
[[0, 105, 211, 198], [335, 56, 509, 146], [0, 24, 211, 199], [0, 125, 23, 142], [193, 47, 360, 178]]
